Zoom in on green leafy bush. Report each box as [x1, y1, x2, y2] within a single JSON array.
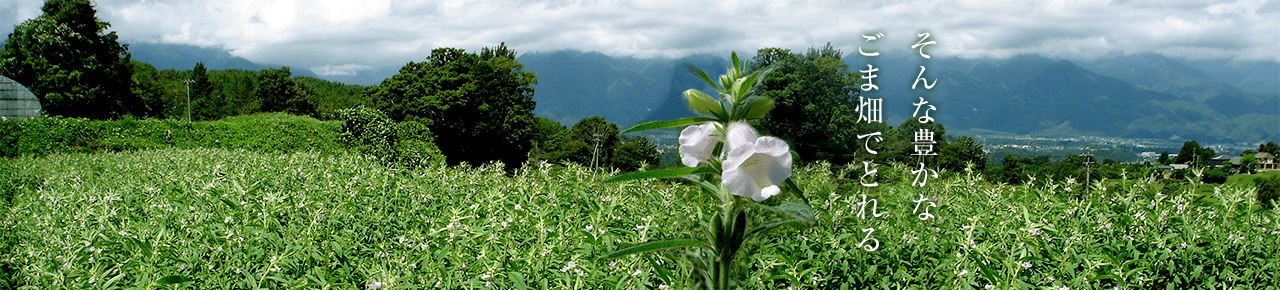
[[1203, 167, 1228, 184], [337, 107, 445, 168], [1255, 175, 1280, 209]]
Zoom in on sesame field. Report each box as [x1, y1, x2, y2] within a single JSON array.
[[2, 144, 1278, 289]]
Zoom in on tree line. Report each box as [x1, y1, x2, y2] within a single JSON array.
[[19, 0, 1275, 183]]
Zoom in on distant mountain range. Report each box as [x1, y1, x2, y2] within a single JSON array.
[[47, 42, 1280, 144], [124, 42, 319, 78], [521, 51, 1279, 144]]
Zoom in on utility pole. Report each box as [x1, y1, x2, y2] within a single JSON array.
[[183, 79, 194, 122], [1081, 148, 1095, 199], [591, 133, 604, 177]]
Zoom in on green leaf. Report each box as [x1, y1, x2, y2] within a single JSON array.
[[684, 64, 721, 92], [676, 175, 722, 201], [509, 272, 529, 290], [603, 166, 716, 183], [603, 239, 713, 260], [761, 201, 815, 227], [684, 89, 725, 117], [619, 117, 717, 134], [784, 177, 809, 205], [156, 275, 191, 285], [728, 210, 748, 251], [744, 220, 800, 241], [738, 97, 774, 120]]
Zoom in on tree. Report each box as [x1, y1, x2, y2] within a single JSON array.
[[1000, 154, 1023, 185], [0, 0, 139, 119], [567, 116, 619, 168], [528, 117, 568, 161], [1157, 151, 1170, 165], [882, 118, 949, 166], [364, 44, 537, 168], [941, 135, 986, 172], [189, 62, 232, 120], [1241, 153, 1259, 175], [1173, 140, 1213, 167], [749, 44, 861, 162], [128, 61, 171, 118], [534, 116, 659, 171], [1260, 141, 1279, 156], [611, 136, 660, 171], [256, 67, 316, 117]]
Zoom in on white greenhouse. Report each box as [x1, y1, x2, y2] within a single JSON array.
[[0, 75, 41, 120]]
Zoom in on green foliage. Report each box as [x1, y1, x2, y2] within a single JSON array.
[[189, 62, 234, 121], [364, 44, 536, 168], [612, 136, 660, 172], [119, 64, 362, 121], [1157, 151, 1170, 165], [536, 116, 658, 172], [1203, 166, 1228, 184], [1241, 153, 1259, 175], [999, 154, 1024, 184], [127, 61, 174, 118], [0, 113, 343, 158], [0, 0, 139, 119], [335, 107, 445, 169], [296, 76, 365, 119], [256, 67, 317, 117], [1260, 141, 1280, 155], [749, 44, 861, 162], [940, 136, 986, 173], [881, 118, 949, 166], [1174, 140, 1215, 167], [1255, 176, 1280, 209], [3, 149, 1279, 288]]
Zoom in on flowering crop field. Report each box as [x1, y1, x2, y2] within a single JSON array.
[[1, 148, 1278, 289]]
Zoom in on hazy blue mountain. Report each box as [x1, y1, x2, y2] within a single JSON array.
[[517, 51, 726, 127], [520, 50, 1277, 143], [125, 42, 318, 78], [73, 41, 1280, 143]]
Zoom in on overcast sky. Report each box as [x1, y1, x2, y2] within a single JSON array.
[[2, 0, 1277, 77]]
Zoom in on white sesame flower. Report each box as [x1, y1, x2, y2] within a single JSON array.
[[678, 122, 720, 167], [722, 122, 791, 202]]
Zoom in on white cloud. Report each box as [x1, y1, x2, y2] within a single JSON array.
[[312, 64, 373, 76], [2, 0, 1276, 68]]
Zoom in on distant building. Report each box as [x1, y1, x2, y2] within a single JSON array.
[[1258, 152, 1277, 170], [0, 75, 42, 120], [1209, 155, 1233, 167]]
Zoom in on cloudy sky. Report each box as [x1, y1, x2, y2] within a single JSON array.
[[2, 0, 1277, 77]]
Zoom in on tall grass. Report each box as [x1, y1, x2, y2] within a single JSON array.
[[1, 148, 1277, 289]]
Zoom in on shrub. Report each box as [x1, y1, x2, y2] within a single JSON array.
[[337, 107, 445, 168], [1202, 167, 1228, 184], [1256, 176, 1280, 209]]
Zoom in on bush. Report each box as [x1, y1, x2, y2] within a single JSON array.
[[1256, 176, 1280, 209], [1202, 167, 1228, 184], [395, 120, 446, 168], [336, 107, 445, 168]]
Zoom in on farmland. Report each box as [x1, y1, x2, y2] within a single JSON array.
[[1, 115, 1279, 289]]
